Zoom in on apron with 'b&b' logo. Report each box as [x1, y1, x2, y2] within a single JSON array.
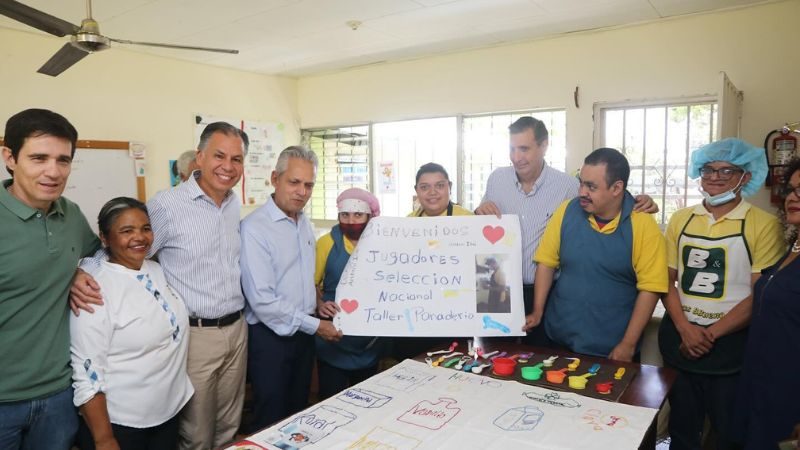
[[659, 213, 752, 374], [677, 214, 752, 325]]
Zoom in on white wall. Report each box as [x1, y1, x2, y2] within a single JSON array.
[[4, 1, 798, 212], [0, 27, 299, 203], [297, 0, 800, 211]]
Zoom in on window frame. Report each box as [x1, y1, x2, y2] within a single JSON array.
[[302, 107, 569, 220], [593, 95, 718, 226]]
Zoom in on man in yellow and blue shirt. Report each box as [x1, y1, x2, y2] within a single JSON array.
[[524, 147, 668, 361], [658, 138, 783, 450]]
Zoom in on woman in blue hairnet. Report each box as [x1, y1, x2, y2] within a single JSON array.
[[734, 157, 800, 449], [658, 138, 785, 450]]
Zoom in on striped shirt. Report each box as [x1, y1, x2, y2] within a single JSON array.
[[481, 165, 578, 284], [146, 173, 244, 319]]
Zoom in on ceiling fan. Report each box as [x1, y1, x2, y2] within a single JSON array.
[[0, 0, 239, 76]]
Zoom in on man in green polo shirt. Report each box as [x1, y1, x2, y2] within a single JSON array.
[[0, 109, 100, 449]]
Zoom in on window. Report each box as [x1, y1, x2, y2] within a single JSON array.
[[303, 109, 568, 219], [303, 126, 369, 220], [597, 100, 718, 226], [462, 110, 566, 210], [372, 117, 457, 217]]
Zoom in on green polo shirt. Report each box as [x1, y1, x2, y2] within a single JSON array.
[[0, 180, 100, 402]]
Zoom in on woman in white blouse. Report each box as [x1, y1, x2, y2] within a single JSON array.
[[71, 197, 193, 450]]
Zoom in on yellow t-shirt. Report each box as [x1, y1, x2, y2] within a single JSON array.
[[665, 200, 784, 273], [408, 203, 474, 217], [314, 231, 356, 288], [534, 198, 668, 293]]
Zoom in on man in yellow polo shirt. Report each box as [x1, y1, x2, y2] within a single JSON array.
[[658, 138, 783, 450], [523, 147, 667, 361]]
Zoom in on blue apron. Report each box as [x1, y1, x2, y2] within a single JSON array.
[[544, 193, 638, 357], [316, 225, 381, 370]]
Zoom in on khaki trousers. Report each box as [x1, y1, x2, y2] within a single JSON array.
[[179, 317, 247, 450]]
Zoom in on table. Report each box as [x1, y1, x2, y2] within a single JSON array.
[[416, 340, 676, 449], [229, 340, 676, 450]]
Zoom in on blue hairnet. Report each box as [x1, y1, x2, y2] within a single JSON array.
[[689, 138, 767, 197]]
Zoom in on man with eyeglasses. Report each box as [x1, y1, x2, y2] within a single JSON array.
[[658, 138, 784, 450]]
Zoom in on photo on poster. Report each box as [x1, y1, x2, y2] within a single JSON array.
[[475, 254, 510, 313]]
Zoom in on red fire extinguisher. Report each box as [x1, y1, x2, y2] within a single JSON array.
[[764, 126, 798, 204]]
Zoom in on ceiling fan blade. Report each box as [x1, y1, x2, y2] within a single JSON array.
[[0, 0, 79, 37], [109, 38, 238, 54], [37, 43, 89, 76]]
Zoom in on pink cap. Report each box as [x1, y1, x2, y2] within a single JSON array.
[[337, 188, 380, 217]]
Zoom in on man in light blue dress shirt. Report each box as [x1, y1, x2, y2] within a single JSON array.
[[240, 146, 342, 431], [476, 117, 656, 346]]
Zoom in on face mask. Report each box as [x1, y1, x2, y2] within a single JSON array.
[[340, 222, 367, 240], [701, 173, 746, 206]]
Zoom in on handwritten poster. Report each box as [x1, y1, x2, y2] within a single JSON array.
[[228, 359, 659, 450], [334, 216, 525, 337], [194, 114, 284, 206]]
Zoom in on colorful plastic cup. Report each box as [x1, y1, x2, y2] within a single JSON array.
[[545, 368, 568, 384], [521, 366, 544, 381], [568, 375, 589, 389]]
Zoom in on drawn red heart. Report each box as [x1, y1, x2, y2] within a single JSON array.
[[482, 225, 505, 244], [340, 298, 359, 314]]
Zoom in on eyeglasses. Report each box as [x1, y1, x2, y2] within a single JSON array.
[[416, 181, 450, 193], [699, 166, 744, 180], [781, 185, 800, 198]]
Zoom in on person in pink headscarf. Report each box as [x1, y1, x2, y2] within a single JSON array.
[[313, 188, 383, 399]]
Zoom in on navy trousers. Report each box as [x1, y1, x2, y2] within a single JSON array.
[[245, 323, 315, 434]]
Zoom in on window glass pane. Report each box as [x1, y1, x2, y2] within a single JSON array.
[[644, 107, 667, 224], [372, 117, 457, 217], [302, 125, 370, 220], [605, 110, 624, 150], [600, 101, 717, 226], [624, 108, 646, 199], [462, 110, 566, 211]]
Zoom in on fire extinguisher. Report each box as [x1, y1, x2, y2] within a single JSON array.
[[764, 125, 798, 204]]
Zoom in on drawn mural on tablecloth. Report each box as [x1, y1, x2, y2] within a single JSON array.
[[397, 397, 461, 430], [580, 408, 630, 431], [376, 367, 436, 392], [346, 426, 421, 450], [336, 388, 393, 409], [523, 391, 582, 408], [265, 405, 357, 449], [493, 406, 545, 431]]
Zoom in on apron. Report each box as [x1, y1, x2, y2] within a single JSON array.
[[544, 194, 638, 357], [316, 225, 381, 370], [659, 213, 751, 374]]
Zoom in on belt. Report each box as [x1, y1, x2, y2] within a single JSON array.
[[189, 310, 242, 328]]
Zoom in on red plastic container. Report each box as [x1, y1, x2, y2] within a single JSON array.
[[492, 357, 517, 376]]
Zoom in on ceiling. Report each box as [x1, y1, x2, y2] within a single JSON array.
[[0, 0, 774, 77]]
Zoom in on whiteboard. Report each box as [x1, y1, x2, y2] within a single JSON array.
[[1, 145, 143, 234]]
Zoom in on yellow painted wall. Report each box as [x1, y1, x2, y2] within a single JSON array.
[[0, 27, 299, 204], [298, 0, 800, 210]]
